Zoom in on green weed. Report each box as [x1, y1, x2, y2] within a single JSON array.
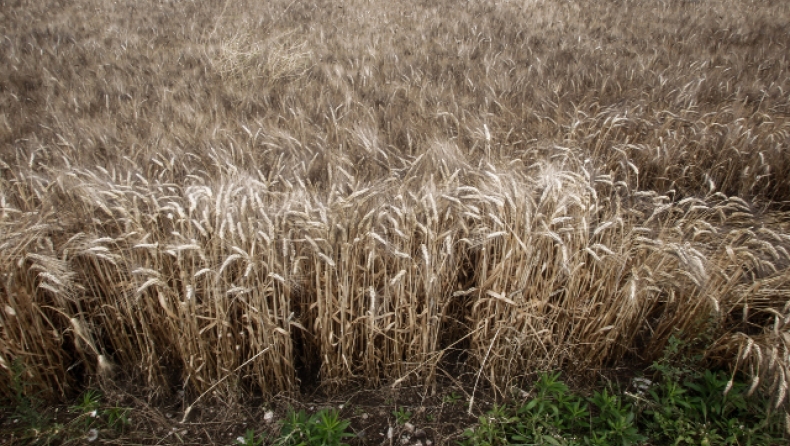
[[3, 361, 132, 444], [393, 407, 412, 425], [235, 428, 265, 446], [274, 407, 354, 446], [458, 367, 784, 446], [443, 392, 463, 405], [642, 337, 785, 445], [461, 372, 641, 446]]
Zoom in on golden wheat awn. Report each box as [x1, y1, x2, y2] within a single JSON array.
[[0, 0, 789, 424]]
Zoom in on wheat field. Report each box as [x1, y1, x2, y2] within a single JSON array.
[[1, 0, 790, 413]]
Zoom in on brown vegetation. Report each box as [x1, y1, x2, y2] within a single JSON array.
[[1, 0, 790, 418]]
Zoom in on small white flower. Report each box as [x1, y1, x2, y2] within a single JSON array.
[[90, 410, 98, 418], [236, 436, 245, 444], [86, 428, 99, 442]]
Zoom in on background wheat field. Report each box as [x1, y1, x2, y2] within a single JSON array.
[[1, 0, 790, 426]]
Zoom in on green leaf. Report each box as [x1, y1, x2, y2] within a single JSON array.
[[542, 434, 562, 445]]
